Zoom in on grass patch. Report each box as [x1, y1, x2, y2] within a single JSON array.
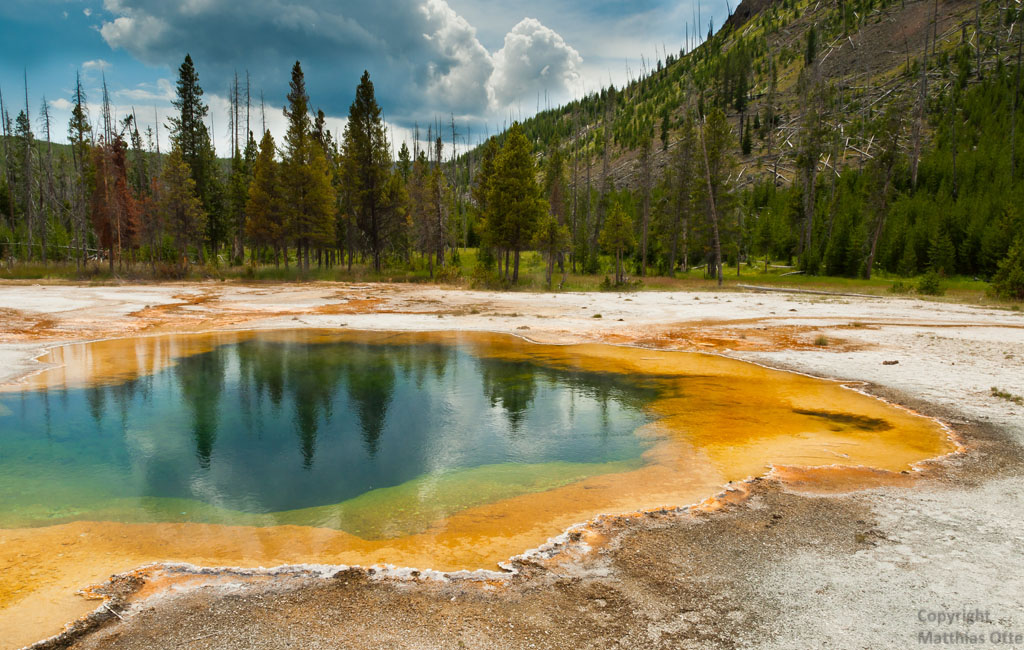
[[1, 252, 1016, 308], [991, 387, 1024, 406], [813, 334, 830, 347]]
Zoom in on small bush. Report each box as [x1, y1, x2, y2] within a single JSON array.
[[991, 239, 1024, 300], [435, 264, 463, 284], [917, 272, 945, 296], [469, 266, 511, 290], [889, 281, 912, 294], [814, 334, 829, 346]]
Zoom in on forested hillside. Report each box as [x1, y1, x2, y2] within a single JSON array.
[[504, 0, 1024, 295], [0, 0, 1022, 299]]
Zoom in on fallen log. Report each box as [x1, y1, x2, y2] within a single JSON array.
[[737, 284, 885, 298]]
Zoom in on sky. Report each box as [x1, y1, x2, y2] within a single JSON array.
[[0, 0, 732, 156]]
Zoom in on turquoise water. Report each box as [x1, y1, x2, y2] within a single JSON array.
[[0, 335, 656, 533]]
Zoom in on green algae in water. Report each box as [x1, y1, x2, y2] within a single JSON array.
[[0, 335, 656, 537]]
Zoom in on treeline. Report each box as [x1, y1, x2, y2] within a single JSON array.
[[1, 0, 1023, 300], [0, 55, 587, 287], [0, 56, 467, 278]]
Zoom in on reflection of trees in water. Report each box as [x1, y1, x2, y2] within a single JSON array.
[[393, 342, 450, 391], [480, 361, 538, 433], [85, 384, 106, 425], [478, 360, 659, 435], [174, 348, 226, 468], [237, 341, 286, 410], [70, 339, 656, 472], [230, 341, 438, 464], [344, 346, 396, 456], [110, 377, 141, 436], [286, 346, 342, 468]]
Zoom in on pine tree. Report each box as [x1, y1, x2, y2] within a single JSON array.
[[342, 70, 392, 272], [281, 61, 336, 272], [665, 113, 698, 275], [160, 147, 207, 270], [928, 228, 956, 276], [13, 110, 33, 258], [532, 213, 570, 288], [698, 108, 735, 286], [599, 203, 634, 284], [428, 137, 450, 270], [397, 142, 412, 183], [992, 238, 1024, 299], [864, 104, 904, 279], [409, 152, 433, 271], [91, 134, 139, 272], [226, 149, 249, 265], [246, 131, 285, 265], [167, 54, 220, 260], [897, 236, 918, 277], [637, 128, 653, 276], [487, 123, 544, 282], [543, 145, 569, 280], [472, 137, 499, 260]]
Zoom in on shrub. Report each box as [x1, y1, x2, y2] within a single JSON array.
[[889, 280, 912, 294], [991, 239, 1024, 300], [469, 266, 511, 290], [435, 264, 463, 284], [917, 272, 944, 296]]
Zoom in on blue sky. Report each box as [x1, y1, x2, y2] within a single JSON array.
[[0, 0, 731, 154]]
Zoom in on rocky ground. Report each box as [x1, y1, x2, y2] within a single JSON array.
[[1, 280, 1022, 649]]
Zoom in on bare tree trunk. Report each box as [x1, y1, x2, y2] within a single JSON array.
[[910, 32, 928, 188], [638, 137, 652, 277], [591, 93, 613, 258], [1013, 23, 1022, 179], [699, 120, 723, 287], [571, 114, 579, 273], [23, 73, 35, 261], [41, 98, 55, 265], [976, 1, 983, 80]]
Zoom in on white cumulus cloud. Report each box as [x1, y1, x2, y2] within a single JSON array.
[[488, 18, 582, 110], [419, 0, 494, 116]]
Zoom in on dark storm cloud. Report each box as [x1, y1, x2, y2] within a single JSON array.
[[98, 0, 581, 125]]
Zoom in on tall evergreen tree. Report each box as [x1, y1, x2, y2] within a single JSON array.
[[533, 213, 570, 288], [281, 61, 336, 271], [160, 147, 207, 270], [472, 136, 499, 259], [664, 113, 698, 275], [167, 54, 221, 260], [91, 134, 139, 272], [397, 142, 412, 183], [637, 128, 654, 276], [246, 130, 285, 265], [342, 70, 392, 272], [543, 145, 568, 277], [486, 123, 544, 282], [13, 110, 33, 257], [600, 203, 634, 285], [698, 108, 735, 286]]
